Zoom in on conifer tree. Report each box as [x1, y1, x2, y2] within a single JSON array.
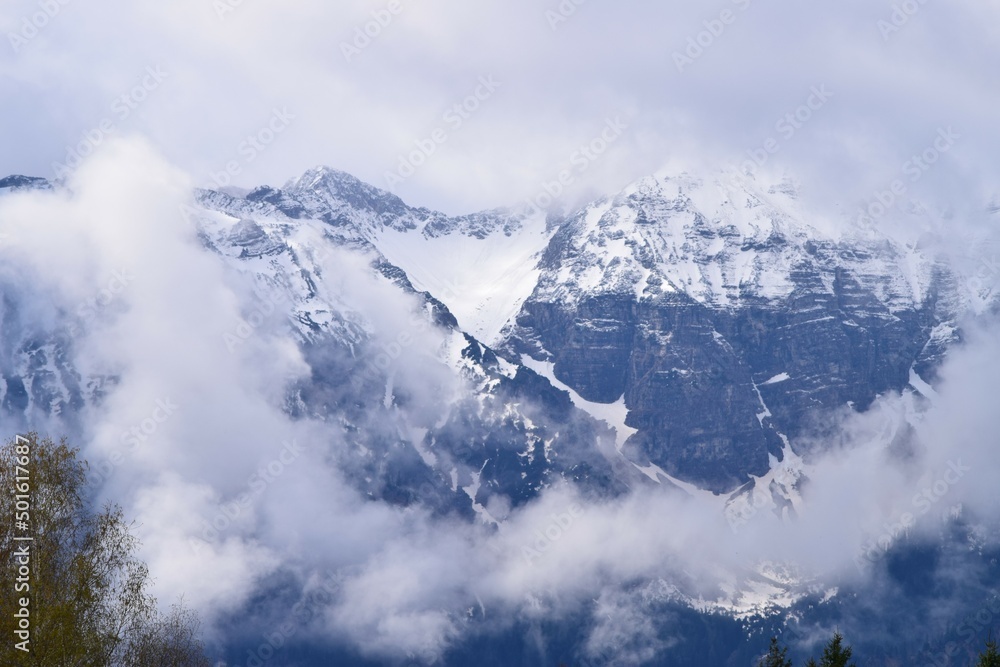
[[817, 632, 856, 667], [976, 636, 1000, 667], [758, 636, 793, 667]]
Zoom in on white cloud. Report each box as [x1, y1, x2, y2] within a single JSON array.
[[4, 2, 1000, 660], [3, 0, 998, 218]]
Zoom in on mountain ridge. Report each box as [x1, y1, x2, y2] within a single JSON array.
[[0, 164, 979, 494]]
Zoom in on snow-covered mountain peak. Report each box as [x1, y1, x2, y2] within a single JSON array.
[[527, 165, 941, 311], [273, 164, 440, 235], [190, 162, 953, 355], [284, 165, 401, 209], [279, 165, 537, 241], [0, 175, 53, 194], [619, 166, 819, 243]]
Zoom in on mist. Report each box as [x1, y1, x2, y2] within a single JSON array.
[[1, 136, 998, 663]]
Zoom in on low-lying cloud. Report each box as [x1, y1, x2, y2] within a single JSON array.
[[2, 137, 1000, 664]]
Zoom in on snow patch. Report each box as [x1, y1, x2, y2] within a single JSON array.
[[762, 372, 789, 385], [520, 355, 636, 451]]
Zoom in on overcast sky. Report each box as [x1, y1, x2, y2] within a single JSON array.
[[3, 0, 999, 217]]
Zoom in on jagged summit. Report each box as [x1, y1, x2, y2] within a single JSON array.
[[0, 162, 976, 492], [273, 164, 532, 239], [180, 163, 973, 492], [0, 175, 52, 192], [283, 165, 417, 218]]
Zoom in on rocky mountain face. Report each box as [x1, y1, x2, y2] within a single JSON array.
[[191, 181, 628, 520], [0, 176, 105, 433], [1, 164, 993, 665], [186, 165, 972, 507], [499, 172, 960, 491], [0, 166, 967, 502]]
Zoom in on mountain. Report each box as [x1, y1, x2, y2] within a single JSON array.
[[498, 170, 961, 491], [1, 164, 993, 666], [0, 166, 972, 500], [0, 175, 52, 192], [198, 166, 966, 497], [189, 182, 632, 519]]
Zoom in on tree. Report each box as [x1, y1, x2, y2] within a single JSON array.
[[977, 636, 1000, 667], [0, 433, 211, 666], [817, 632, 856, 667], [758, 636, 793, 667]]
